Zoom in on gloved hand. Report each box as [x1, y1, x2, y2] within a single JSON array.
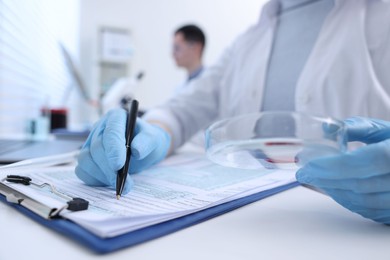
[[296, 117, 390, 225], [75, 109, 171, 194]]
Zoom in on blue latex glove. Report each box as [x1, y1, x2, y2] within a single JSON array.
[[296, 117, 390, 225], [75, 109, 171, 194]]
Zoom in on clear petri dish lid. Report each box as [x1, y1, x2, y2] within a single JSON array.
[[205, 112, 346, 171]]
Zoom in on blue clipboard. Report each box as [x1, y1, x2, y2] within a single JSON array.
[[0, 181, 299, 254]]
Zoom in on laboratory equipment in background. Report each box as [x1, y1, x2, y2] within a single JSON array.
[[100, 72, 144, 115], [26, 115, 50, 141], [59, 43, 99, 131], [59, 27, 136, 126], [60, 43, 92, 105], [98, 27, 134, 100]]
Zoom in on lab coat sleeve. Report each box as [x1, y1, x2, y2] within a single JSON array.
[[143, 45, 234, 150], [366, 1, 390, 96]]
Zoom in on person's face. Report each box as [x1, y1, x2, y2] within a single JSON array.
[[172, 32, 201, 68]]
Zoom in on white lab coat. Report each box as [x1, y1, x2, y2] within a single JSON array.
[[172, 73, 207, 147], [145, 0, 390, 149]]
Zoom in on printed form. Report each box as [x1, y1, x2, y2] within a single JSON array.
[[0, 151, 296, 238]]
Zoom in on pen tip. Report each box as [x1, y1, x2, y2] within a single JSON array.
[[116, 195, 121, 200]]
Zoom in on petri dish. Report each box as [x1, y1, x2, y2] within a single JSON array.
[[205, 112, 346, 171]]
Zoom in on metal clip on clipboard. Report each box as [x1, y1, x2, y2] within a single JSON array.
[[0, 175, 88, 219]]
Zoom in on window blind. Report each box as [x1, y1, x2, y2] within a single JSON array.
[[0, 0, 71, 136]]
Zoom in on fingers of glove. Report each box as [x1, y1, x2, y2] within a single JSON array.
[[356, 208, 390, 225], [129, 125, 171, 173], [75, 165, 105, 186], [324, 190, 390, 224], [81, 115, 107, 149], [99, 109, 127, 171], [90, 136, 118, 187], [76, 147, 134, 193], [129, 143, 169, 173], [324, 188, 390, 210], [131, 129, 159, 160], [344, 117, 390, 144], [131, 121, 171, 160], [300, 173, 390, 194], [79, 110, 111, 164], [76, 148, 135, 194], [296, 140, 390, 183], [352, 210, 390, 225], [321, 121, 345, 142], [75, 149, 111, 186]]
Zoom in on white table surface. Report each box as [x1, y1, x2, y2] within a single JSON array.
[[1, 185, 390, 260]]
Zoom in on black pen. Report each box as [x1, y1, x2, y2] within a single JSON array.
[[116, 99, 139, 199]]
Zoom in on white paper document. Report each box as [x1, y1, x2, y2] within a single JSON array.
[[0, 151, 296, 238]]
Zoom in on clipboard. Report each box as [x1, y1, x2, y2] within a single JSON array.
[[0, 179, 299, 254]]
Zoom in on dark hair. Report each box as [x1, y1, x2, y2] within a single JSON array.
[[175, 24, 206, 49]]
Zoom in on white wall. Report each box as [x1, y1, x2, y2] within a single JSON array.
[[79, 0, 267, 118]]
